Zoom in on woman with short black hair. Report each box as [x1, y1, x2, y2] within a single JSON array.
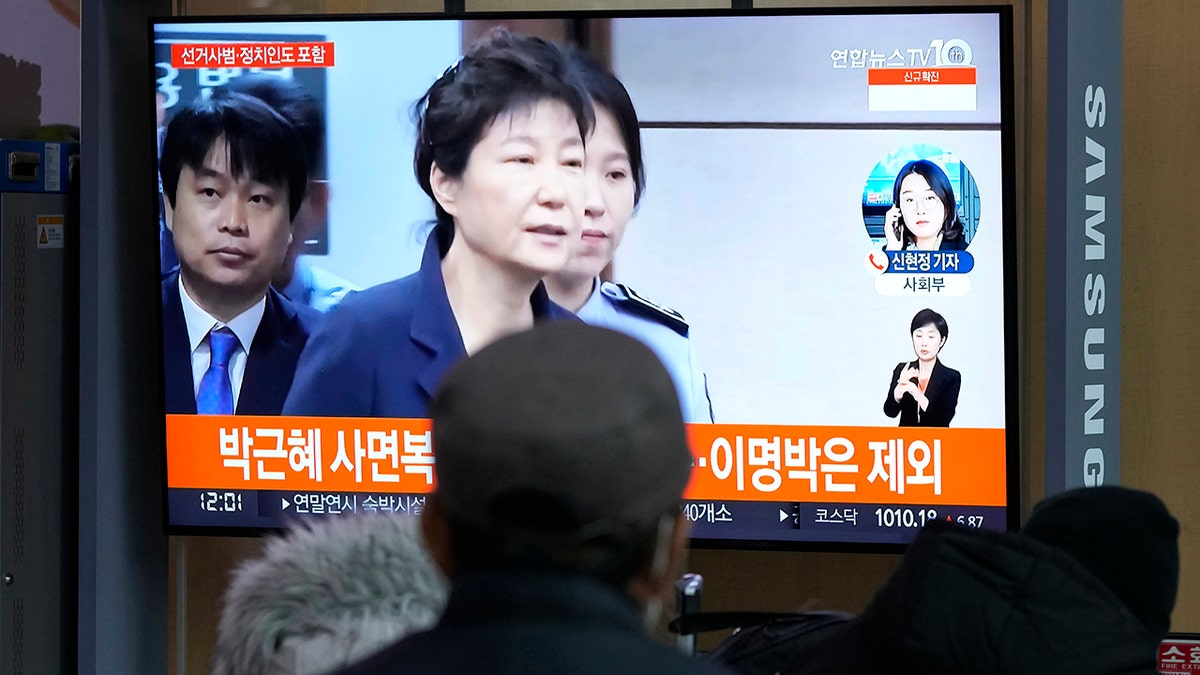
[[883, 307, 961, 426], [284, 29, 592, 417]]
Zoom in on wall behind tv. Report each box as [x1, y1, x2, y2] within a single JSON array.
[[0, 0, 80, 135], [1121, 0, 1200, 636]]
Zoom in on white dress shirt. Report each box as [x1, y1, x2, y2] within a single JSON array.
[[178, 276, 266, 410]]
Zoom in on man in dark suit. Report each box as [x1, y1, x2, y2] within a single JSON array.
[[159, 93, 317, 415]]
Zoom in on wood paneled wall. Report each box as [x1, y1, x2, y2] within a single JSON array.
[[1121, 0, 1200, 633]]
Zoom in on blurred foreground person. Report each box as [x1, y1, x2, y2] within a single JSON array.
[[781, 486, 1180, 675], [211, 513, 447, 675], [337, 322, 732, 674]]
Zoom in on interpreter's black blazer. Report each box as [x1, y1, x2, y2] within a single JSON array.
[[883, 358, 961, 427]]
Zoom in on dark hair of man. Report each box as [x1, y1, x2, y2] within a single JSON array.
[[160, 92, 309, 221], [443, 504, 671, 587], [568, 50, 646, 207], [215, 73, 327, 181], [910, 307, 949, 341], [891, 159, 966, 247], [412, 28, 595, 253]]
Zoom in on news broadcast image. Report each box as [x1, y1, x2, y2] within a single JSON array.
[[154, 9, 1015, 546]]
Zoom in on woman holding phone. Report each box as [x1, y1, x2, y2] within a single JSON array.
[[883, 308, 961, 426], [882, 159, 968, 251], [284, 29, 591, 417]]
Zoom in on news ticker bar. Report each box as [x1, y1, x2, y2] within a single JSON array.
[[168, 488, 1007, 545], [167, 416, 1008, 507], [685, 500, 1005, 545]]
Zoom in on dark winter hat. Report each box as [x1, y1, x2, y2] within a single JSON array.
[[429, 322, 692, 547], [1022, 486, 1179, 638]]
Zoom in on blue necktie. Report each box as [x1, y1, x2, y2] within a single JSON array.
[[196, 327, 237, 415]]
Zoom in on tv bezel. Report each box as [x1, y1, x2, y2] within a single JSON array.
[[150, 4, 1020, 554]]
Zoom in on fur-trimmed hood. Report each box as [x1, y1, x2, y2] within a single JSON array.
[[211, 512, 447, 675]]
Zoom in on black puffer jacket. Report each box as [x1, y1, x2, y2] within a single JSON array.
[[783, 510, 1176, 675]]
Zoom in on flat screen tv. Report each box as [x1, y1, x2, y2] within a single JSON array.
[[151, 6, 1018, 549]]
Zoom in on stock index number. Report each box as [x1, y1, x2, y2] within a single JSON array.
[[874, 508, 986, 529], [874, 507, 937, 528]]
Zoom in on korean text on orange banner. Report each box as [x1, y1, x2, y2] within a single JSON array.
[[166, 415, 436, 493], [168, 417, 1005, 507], [684, 425, 1006, 507]]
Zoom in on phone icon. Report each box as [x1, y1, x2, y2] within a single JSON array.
[[869, 252, 886, 271]]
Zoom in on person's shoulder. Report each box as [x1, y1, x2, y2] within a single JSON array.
[[327, 273, 424, 323], [300, 259, 360, 302], [937, 361, 962, 379], [599, 282, 690, 337], [161, 268, 182, 304], [265, 287, 328, 344], [941, 236, 970, 251], [330, 627, 439, 674], [298, 257, 356, 288]]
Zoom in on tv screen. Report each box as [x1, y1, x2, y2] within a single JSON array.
[[152, 7, 1017, 548]]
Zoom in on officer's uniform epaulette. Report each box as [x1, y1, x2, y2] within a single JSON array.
[[602, 282, 689, 337]]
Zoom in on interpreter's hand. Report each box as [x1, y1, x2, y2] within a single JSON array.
[[893, 365, 920, 401]]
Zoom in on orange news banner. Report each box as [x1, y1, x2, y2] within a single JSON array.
[[166, 416, 1005, 507]]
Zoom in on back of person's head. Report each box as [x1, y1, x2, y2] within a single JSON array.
[[412, 27, 594, 247], [211, 513, 447, 675], [216, 73, 326, 181], [424, 322, 692, 588], [1022, 485, 1179, 638], [567, 49, 646, 206], [159, 92, 308, 221]]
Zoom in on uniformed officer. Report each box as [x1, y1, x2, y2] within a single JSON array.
[[581, 282, 713, 423], [544, 50, 714, 422]]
